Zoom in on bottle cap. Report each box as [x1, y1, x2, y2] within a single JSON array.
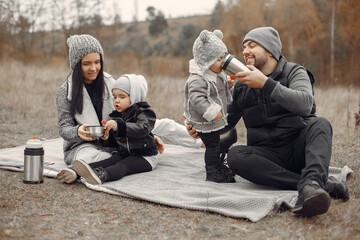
[[26, 137, 43, 149]]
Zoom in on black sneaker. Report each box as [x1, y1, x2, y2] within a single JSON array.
[[325, 176, 350, 201], [292, 181, 331, 217], [206, 166, 235, 183], [73, 159, 109, 185]]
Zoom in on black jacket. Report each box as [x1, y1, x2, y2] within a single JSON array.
[[221, 57, 314, 146], [103, 102, 158, 157]]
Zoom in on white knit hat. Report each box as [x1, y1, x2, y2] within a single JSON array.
[[67, 34, 104, 70], [192, 30, 228, 72], [113, 74, 148, 105]]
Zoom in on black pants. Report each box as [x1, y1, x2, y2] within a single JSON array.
[[227, 117, 332, 191], [89, 154, 152, 181], [199, 128, 237, 167]]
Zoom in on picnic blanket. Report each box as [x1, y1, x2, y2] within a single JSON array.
[[0, 138, 353, 222]]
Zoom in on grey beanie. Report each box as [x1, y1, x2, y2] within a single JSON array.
[[193, 29, 228, 72], [112, 74, 148, 105], [242, 27, 282, 61], [67, 34, 104, 70]]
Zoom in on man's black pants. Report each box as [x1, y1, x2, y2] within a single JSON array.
[[227, 117, 333, 191]]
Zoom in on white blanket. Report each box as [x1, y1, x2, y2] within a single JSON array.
[[0, 138, 353, 222]]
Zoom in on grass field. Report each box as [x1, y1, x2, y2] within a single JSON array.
[[0, 60, 359, 239]]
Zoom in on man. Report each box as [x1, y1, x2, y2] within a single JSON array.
[[188, 27, 349, 217]]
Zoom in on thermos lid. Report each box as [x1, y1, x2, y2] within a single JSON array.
[[26, 137, 43, 149]]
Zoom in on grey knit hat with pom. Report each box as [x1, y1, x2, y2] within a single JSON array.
[[242, 27, 282, 61], [193, 29, 228, 72], [67, 34, 104, 70]]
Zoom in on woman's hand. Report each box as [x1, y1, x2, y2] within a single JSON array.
[[78, 124, 95, 141], [154, 135, 165, 154]]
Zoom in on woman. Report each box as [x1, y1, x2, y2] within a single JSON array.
[[56, 34, 203, 184], [56, 34, 116, 183]]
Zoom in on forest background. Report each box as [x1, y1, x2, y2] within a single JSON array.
[[0, 0, 359, 86]]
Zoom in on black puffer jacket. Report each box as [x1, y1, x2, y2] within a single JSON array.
[[103, 102, 158, 157], [222, 56, 314, 146]]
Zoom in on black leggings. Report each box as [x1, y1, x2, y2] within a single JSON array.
[[89, 154, 152, 181]]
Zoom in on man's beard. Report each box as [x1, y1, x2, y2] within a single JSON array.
[[253, 53, 268, 70]]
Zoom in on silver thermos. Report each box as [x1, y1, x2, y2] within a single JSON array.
[[23, 137, 44, 184], [221, 54, 250, 75]]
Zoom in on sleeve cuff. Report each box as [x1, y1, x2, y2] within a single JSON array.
[[263, 77, 278, 94], [203, 103, 222, 122]]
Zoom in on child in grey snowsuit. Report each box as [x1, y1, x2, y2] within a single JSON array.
[[184, 30, 236, 183]]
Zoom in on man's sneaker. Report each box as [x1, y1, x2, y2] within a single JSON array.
[[206, 166, 236, 183], [73, 159, 109, 185], [292, 181, 331, 217], [57, 168, 77, 184], [325, 176, 350, 201]]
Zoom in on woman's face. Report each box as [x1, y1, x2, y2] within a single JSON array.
[[81, 52, 101, 84]]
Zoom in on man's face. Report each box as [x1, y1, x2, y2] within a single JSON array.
[[242, 41, 270, 71]]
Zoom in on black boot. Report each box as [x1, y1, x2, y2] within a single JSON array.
[[219, 153, 235, 177], [205, 147, 235, 183], [325, 176, 350, 201]]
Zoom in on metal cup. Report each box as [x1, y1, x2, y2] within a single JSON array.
[[222, 54, 250, 75], [87, 125, 104, 138], [23, 138, 44, 184]]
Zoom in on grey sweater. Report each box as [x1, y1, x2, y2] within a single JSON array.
[[56, 72, 115, 165]]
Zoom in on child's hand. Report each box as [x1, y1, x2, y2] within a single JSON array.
[[228, 75, 236, 89], [102, 120, 117, 139], [213, 112, 223, 122], [154, 135, 165, 154]]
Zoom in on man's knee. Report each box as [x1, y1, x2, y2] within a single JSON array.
[[307, 117, 333, 136], [227, 146, 252, 169]]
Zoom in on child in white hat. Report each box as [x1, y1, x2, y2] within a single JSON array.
[[184, 30, 236, 183], [73, 74, 158, 185]]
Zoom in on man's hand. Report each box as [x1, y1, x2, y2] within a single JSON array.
[[186, 124, 199, 139], [154, 135, 165, 154], [235, 65, 268, 88]]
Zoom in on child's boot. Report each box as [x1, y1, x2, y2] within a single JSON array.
[[205, 147, 235, 183], [73, 159, 109, 185]]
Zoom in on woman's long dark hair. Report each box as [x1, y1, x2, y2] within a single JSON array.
[[69, 55, 105, 117]]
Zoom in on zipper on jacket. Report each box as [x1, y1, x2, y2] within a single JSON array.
[[126, 137, 130, 154]]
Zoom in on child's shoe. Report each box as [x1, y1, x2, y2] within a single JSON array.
[[206, 165, 235, 183], [57, 168, 77, 184], [220, 153, 235, 177], [73, 159, 109, 185]]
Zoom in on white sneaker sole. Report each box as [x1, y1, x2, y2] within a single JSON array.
[[73, 159, 101, 185], [57, 168, 77, 184]]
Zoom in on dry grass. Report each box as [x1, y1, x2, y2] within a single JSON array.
[[0, 61, 359, 239]]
